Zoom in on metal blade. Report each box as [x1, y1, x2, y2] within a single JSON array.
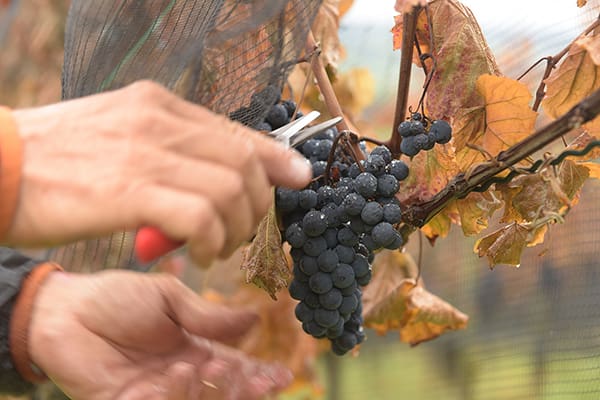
[[268, 110, 320, 146], [289, 116, 342, 148]]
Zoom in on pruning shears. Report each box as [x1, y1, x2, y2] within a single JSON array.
[[134, 111, 342, 264]]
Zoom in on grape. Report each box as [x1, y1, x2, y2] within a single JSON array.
[[303, 211, 328, 237], [377, 174, 399, 197], [304, 292, 320, 308], [254, 121, 272, 131], [275, 188, 298, 212], [309, 272, 333, 294], [302, 139, 320, 158], [357, 270, 372, 286], [361, 202, 384, 225], [351, 255, 371, 278], [312, 161, 327, 178], [335, 245, 355, 264], [317, 250, 339, 272], [400, 136, 419, 157], [342, 193, 366, 216], [303, 320, 327, 337], [299, 255, 319, 275], [388, 160, 409, 181], [266, 104, 289, 129], [292, 264, 309, 282], [340, 281, 358, 296], [385, 232, 404, 250], [372, 222, 396, 247], [411, 112, 423, 121], [282, 100, 297, 117], [423, 133, 436, 150], [316, 139, 333, 161], [332, 264, 355, 289], [298, 189, 318, 210], [413, 133, 429, 150], [323, 228, 339, 248], [316, 128, 336, 141], [289, 280, 308, 301], [361, 233, 377, 252], [364, 155, 386, 176], [295, 302, 314, 322], [285, 223, 307, 248], [315, 309, 340, 328], [319, 288, 343, 310], [327, 318, 346, 339], [339, 294, 359, 315], [347, 162, 362, 179], [337, 227, 359, 247], [431, 119, 452, 144], [370, 146, 393, 164], [383, 203, 402, 224], [303, 236, 327, 257], [334, 332, 358, 352], [317, 186, 335, 207], [354, 172, 378, 198], [398, 120, 412, 137], [409, 120, 426, 136]]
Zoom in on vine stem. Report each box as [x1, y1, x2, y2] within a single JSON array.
[[402, 87, 600, 227], [305, 30, 364, 159], [388, 6, 420, 156]]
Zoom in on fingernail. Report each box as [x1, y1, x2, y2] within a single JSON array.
[[290, 154, 312, 182]]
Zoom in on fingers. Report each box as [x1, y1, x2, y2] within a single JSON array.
[[158, 276, 258, 342], [165, 362, 200, 400]]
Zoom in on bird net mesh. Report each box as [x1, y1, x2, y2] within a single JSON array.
[[47, 0, 323, 272]]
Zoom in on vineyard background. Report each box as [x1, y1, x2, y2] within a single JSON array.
[[2, 0, 600, 399]]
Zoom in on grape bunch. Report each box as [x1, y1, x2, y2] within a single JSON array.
[[398, 112, 453, 157], [276, 132, 410, 355]]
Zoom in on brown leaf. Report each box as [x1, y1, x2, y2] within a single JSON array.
[[578, 0, 588, 6], [474, 222, 532, 267], [581, 162, 600, 179], [394, 0, 429, 13], [363, 251, 468, 345], [311, 0, 350, 69], [331, 68, 376, 117], [240, 204, 291, 300], [455, 191, 502, 236], [543, 32, 600, 119], [420, 207, 454, 241], [455, 75, 538, 171]]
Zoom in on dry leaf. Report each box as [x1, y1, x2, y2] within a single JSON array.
[[363, 251, 468, 345], [455, 75, 537, 171], [581, 162, 600, 179], [331, 68, 376, 117], [420, 206, 455, 241], [474, 222, 532, 267], [240, 204, 291, 300], [543, 31, 600, 119], [578, 0, 588, 7]]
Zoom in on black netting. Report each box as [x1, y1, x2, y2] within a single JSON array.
[[48, 0, 322, 272]]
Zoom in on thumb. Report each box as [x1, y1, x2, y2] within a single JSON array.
[[158, 276, 258, 342]]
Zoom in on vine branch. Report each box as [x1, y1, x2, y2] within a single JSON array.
[[401, 87, 600, 227], [389, 6, 420, 156]]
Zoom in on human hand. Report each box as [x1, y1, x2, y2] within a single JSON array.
[[8, 81, 311, 265], [28, 270, 292, 400]]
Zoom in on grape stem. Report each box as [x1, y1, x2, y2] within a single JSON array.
[[401, 87, 600, 228], [388, 6, 420, 157]]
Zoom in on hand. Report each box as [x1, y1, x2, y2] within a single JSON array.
[[9, 81, 311, 265], [29, 270, 293, 400]]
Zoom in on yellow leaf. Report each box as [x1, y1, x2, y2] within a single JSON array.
[[339, 0, 354, 16], [240, 204, 291, 300], [421, 209, 453, 241], [455, 191, 502, 236], [454, 75, 538, 171], [543, 32, 600, 119], [582, 162, 600, 179], [578, 0, 588, 6], [332, 68, 376, 117], [363, 251, 468, 345]]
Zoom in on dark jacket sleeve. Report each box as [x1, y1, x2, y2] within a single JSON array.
[[0, 248, 41, 395]]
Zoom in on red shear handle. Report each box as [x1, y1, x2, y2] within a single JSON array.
[[135, 226, 183, 263]]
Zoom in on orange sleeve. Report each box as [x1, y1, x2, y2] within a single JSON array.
[[0, 107, 23, 240], [9, 262, 63, 383]]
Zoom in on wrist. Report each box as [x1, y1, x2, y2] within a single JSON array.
[[0, 107, 24, 243], [9, 262, 63, 383]]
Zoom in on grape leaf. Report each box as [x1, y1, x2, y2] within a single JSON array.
[[240, 204, 291, 300], [578, 0, 588, 6], [312, 0, 354, 69], [565, 131, 600, 179], [420, 205, 457, 241], [455, 191, 502, 236], [543, 32, 600, 119], [363, 251, 468, 345], [474, 222, 537, 268], [455, 74, 538, 171]]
